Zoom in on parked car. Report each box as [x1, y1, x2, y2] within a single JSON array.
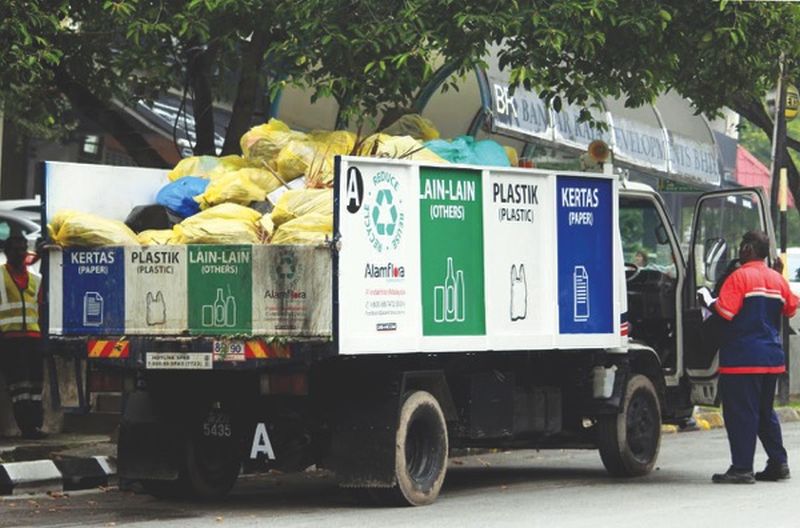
[[0, 197, 42, 227]]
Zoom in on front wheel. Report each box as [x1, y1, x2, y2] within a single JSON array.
[[371, 390, 449, 506], [597, 374, 661, 477]]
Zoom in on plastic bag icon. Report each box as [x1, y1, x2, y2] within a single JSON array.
[[146, 291, 166, 326], [510, 264, 527, 321]]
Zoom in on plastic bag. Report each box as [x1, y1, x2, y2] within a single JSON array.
[[382, 114, 440, 141], [137, 229, 176, 245], [187, 203, 262, 224], [304, 130, 357, 188], [48, 210, 78, 240], [49, 211, 140, 247], [271, 189, 333, 227], [157, 177, 210, 217], [241, 119, 306, 169], [167, 155, 248, 181], [276, 139, 329, 184], [271, 213, 332, 245], [194, 168, 279, 210], [503, 146, 519, 167], [425, 136, 510, 167], [358, 134, 446, 163], [172, 218, 261, 245]]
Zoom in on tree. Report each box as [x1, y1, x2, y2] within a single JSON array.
[[5, 0, 800, 185]]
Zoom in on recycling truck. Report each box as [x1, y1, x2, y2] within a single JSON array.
[[42, 157, 775, 506]]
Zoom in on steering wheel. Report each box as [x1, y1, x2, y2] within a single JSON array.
[[625, 262, 640, 281]]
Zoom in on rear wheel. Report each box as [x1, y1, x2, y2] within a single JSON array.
[[597, 374, 661, 477], [371, 390, 448, 506]]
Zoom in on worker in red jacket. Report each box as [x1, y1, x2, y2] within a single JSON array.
[[710, 230, 797, 484]]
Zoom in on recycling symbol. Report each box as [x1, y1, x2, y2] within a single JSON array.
[[371, 189, 398, 236], [275, 251, 297, 282]]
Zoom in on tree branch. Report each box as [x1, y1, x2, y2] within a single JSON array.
[[187, 45, 217, 155], [222, 30, 268, 155]]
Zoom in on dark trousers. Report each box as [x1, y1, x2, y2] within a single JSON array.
[[0, 337, 44, 434], [720, 373, 788, 472]]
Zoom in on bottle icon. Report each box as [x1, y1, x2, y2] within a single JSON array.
[[574, 266, 590, 321], [433, 258, 466, 324], [445, 258, 456, 322], [214, 288, 226, 326], [225, 286, 236, 327], [455, 270, 465, 322]]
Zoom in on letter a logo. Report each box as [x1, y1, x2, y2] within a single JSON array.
[[250, 422, 276, 460], [345, 166, 364, 214]]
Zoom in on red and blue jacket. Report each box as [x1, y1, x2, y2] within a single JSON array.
[[713, 260, 798, 374]]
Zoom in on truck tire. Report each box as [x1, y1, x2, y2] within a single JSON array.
[[373, 390, 448, 506], [597, 374, 661, 477]]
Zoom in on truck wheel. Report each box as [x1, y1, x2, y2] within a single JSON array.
[[597, 374, 661, 477], [373, 390, 449, 507]]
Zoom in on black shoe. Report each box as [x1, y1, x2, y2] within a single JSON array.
[[712, 467, 755, 484], [755, 462, 790, 482], [21, 429, 47, 440]]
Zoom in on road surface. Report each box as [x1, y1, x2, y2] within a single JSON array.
[[2, 422, 798, 527]]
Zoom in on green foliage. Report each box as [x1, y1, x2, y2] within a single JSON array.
[[4, 0, 800, 162]]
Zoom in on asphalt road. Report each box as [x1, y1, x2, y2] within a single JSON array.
[[2, 423, 799, 528]]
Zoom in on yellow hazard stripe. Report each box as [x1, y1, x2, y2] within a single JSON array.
[[88, 341, 108, 358], [109, 342, 128, 358], [248, 340, 268, 358]]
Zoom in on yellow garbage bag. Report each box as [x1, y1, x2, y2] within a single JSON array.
[[50, 211, 140, 247], [382, 114, 440, 141], [137, 229, 176, 245], [172, 218, 261, 245], [357, 134, 446, 164], [271, 189, 333, 227], [259, 214, 275, 242], [241, 119, 306, 169], [304, 130, 357, 188], [194, 167, 281, 209], [167, 155, 248, 181], [271, 213, 332, 245], [503, 146, 519, 167], [276, 139, 328, 183], [47, 209, 78, 240], [188, 203, 262, 224]]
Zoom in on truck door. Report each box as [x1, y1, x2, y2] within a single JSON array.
[[683, 188, 775, 405]]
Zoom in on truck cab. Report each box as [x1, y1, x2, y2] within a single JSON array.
[[619, 181, 774, 409]]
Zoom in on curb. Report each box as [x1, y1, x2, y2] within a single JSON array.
[[662, 407, 800, 434], [0, 456, 115, 496]]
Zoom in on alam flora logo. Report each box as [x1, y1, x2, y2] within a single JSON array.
[[363, 170, 405, 253]]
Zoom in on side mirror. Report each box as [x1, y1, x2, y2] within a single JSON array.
[[655, 224, 670, 246]]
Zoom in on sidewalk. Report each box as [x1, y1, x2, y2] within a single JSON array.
[[0, 433, 116, 496]]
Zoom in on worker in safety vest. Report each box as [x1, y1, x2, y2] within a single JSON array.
[[0, 234, 45, 439]]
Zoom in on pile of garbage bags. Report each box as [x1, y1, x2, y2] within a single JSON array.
[[48, 114, 518, 248]]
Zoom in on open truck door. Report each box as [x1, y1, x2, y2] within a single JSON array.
[[683, 188, 775, 405]]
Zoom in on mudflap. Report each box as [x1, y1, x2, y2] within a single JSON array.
[[326, 395, 399, 488], [318, 363, 404, 488], [118, 391, 184, 481]]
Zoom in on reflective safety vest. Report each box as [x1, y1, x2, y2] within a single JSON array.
[[0, 265, 41, 336]]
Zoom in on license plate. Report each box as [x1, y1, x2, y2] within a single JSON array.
[[213, 340, 246, 362], [146, 352, 213, 370]]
